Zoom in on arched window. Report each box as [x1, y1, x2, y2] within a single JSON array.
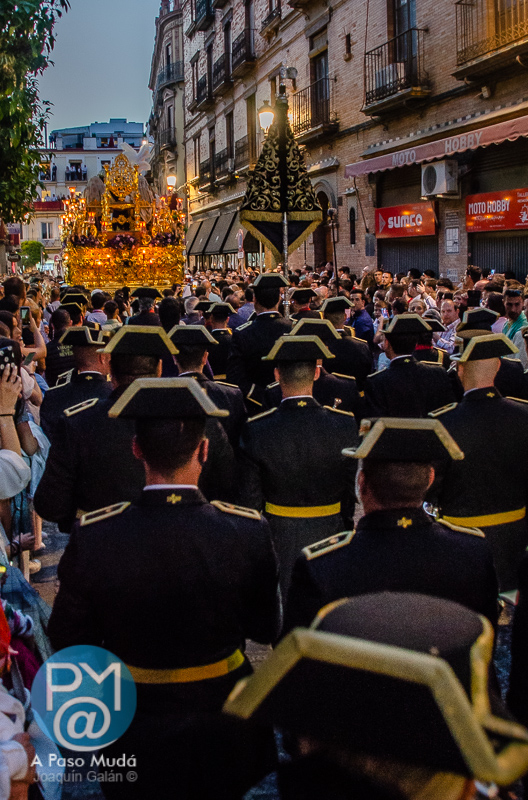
[[349, 207, 356, 246]]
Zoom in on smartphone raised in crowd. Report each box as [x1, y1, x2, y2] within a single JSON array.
[[19, 306, 31, 327]]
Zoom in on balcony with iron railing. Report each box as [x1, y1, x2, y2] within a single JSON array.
[[363, 28, 430, 114], [195, 0, 214, 30], [156, 61, 184, 90], [261, 5, 281, 35], [234, 136, 250, 170], [212, 53, 232, 96], [215, 147, 234, 178], [231, 30, 256, 76], [199, 158, 214, 187], [196, 75, 214, 110], [159, 127, 177, 149], [454, 0, 528, 79], [290, 77, 339, 142]]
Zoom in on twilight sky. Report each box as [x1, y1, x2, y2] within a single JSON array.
[[38, 0, 162, 137]]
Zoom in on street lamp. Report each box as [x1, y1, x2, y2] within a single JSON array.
[[166, 175, 177, 193], [258, 101, 274, 135]]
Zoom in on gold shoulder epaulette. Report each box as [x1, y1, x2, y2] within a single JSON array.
[[56, 369, 74, 387], [80, 501, 130, 526], [266, 381, 280, 389], [46, 383, 63, 392], [506, 396, 528, 404], [216, 380, 238, 388], [332, 373, 356, 382], [237, 320, 253, 331], [368, 367, 386, 377], [246, 383, 263, 407], [304, 530, 355, 560], [324, 405, 355, 417], [210, 500, 262, 520], [437, 518, 485, 538], [64, 397, 99, 417], [423, 361, 444, 368], [248, 407, 277, 422], [343, 325, 353, 335], [429, 402, 458, 417], [435, 346, 448, 354]]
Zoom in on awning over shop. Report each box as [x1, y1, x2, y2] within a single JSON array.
[[204, 211, 237, 255], [188, 216, 217, 256], [185, 221, 202, 253], [345, 113, 528, 178], [223, 214, 244, 254]]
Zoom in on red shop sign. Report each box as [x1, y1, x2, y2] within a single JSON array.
[[375, 202, 436, 238], [466, 188, 528, 233]]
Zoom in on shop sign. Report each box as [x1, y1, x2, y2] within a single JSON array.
[[466, 188, 528, 233], [375, 202, 436, 238]]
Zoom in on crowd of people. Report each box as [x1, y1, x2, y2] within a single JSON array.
[[0, 262, 528, 798]]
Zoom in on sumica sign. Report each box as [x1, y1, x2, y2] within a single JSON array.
[[376, 202, 437, 238]]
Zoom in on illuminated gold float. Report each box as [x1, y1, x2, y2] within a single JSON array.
[[61, 153, 185, 288]]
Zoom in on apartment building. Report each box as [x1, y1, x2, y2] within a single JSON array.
[[182, 0, 528, 278], [148, 0, 186, 196]]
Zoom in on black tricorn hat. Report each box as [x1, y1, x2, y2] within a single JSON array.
[[60, 292, 88, 307], [223, 592, 528, 785], [101, 325, 177, 357], [342, 417, 464, 462], [168, 325, 218, 348], [451, 333, 518, 362], [457, 308, 500, 338], [263, 335, 334, 362], [322, 296, 354, 314], [291, 288, 317, 304], [422, 309, 446, 333], [108, 377, 229, 419], [195, 300, 213, 313], [59, 326, 109, 347], [385, 313, 432, 336], [208, 302, 235, 318], [131, 287, 162, 300], [59, 302, 84, 315], [253, 272, 289, 289], [291, 318, 341, 344]]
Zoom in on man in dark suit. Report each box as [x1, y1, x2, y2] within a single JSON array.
[[40, 326, 112, 442], [321, 296, 373, 390], [48, 378, 280, 800], [285, 417, 498, 634], [238, 336, 358, 596], [364, 314, 456, 417], [207, 302, 234, 380], [226, 273, 292, 413], [127, 288, 162, 326]]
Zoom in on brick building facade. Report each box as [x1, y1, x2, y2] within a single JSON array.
[[180, 0, 528, 279]]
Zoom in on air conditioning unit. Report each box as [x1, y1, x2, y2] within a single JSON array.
[[375, 63, 405, 91], [421, 160, 459, 196]]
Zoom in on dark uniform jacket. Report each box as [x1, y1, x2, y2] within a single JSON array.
[[291, 309, 322, 321], [430, 387, 528, 590], [208, 329, 232, 379], [238, 397, 358, 594], [226, 312, 292, 407], [284, 507, 499, 634], [44, 332, 76, 387], [34, 387, 235, 531], [179, 371, 247, 447], [507, 553, 528, 725], [413, 345, 450, 368], [323, 331, 373, 391], [127, 311, 161, 326], [264, 369, 364, 418], [364, 355, 456, 417], [40, 372, 112, 442], [448, 357, 527, 403], [48, 487, 281, 799]]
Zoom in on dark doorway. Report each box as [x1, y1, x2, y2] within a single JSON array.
[[313, 190, 332, 268]]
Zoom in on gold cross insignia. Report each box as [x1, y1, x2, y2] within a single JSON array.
[[298, 400, 307, 407], [487, 392, 495, 398], [397, 517, 413, 529], [166, 494, 182, 504]]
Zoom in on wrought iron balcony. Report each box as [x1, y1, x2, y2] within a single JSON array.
[[234, 136, 249, 170], [454, 0, 528, 79], [261, 5, 281, 35], [363, 28, 430, 114], [290, 77, 339, 142], [159, 127, 177, 149], [231, 30, 256, 77], [212, 53, 232, 95], [195, 0, 214, 30], [156, 61, 184, 90], [215, 147, 234, 177], [196, 75, 214, 110], [199, 158, 214, 187]]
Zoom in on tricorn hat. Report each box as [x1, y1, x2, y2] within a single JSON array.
[[131, 287, 162, 300], [290, 318, 341, 344], [322, 296, 354, 315], [168, 325, 218, 348], [59, 326, 109, 347], [342, 417, 464, 462], [253, 273, 289, 289], [102, 325, 177, 357], [263, 335, 334, 362], [108, 377, 229, 419], [451, 333, 518, 362]]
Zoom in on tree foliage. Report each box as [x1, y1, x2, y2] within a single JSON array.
[[21, 239, 46, 267], [0, 1, 70, 224]]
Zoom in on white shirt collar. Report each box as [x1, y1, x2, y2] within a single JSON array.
[[144, 484, 198, 491]]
